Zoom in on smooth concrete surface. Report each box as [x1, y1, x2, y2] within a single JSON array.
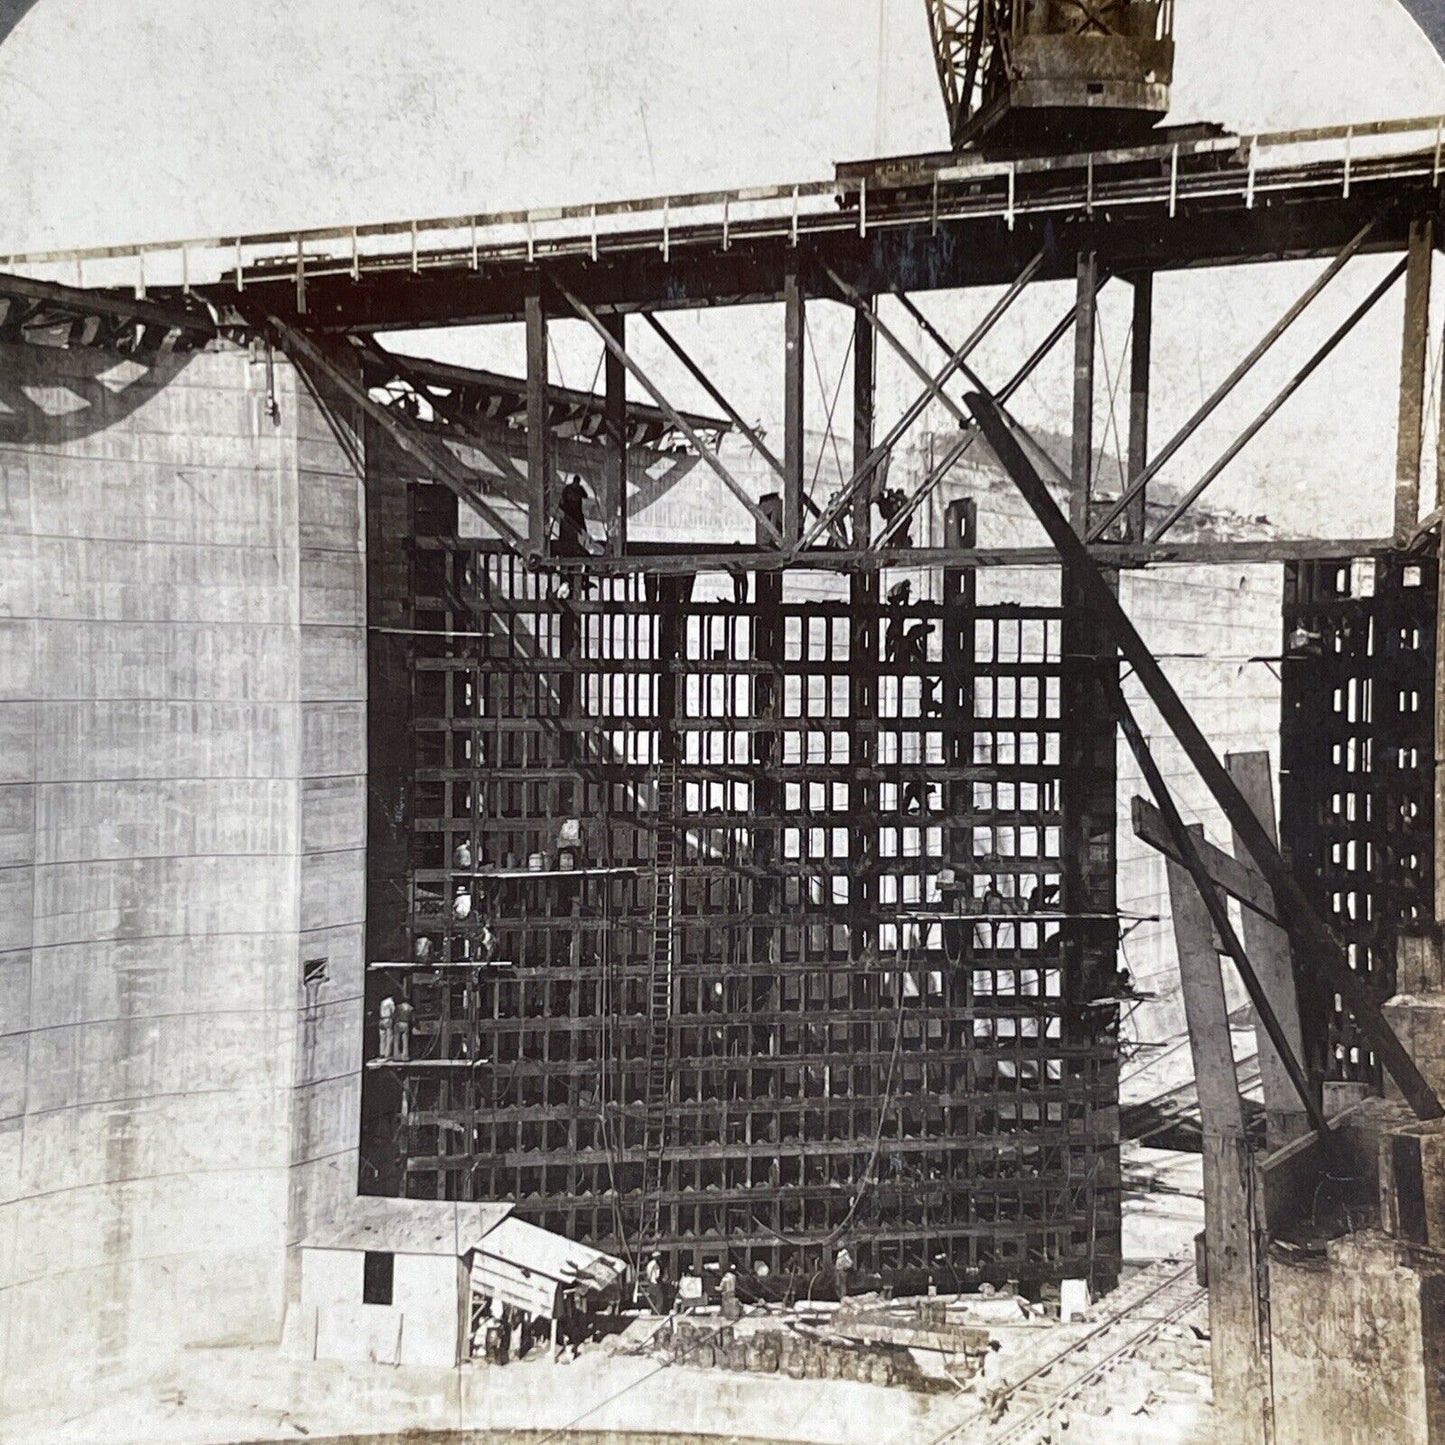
[[0, 340, 365, 1415]]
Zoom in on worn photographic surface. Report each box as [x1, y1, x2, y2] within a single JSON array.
[[4, 4, 1445, 1442]]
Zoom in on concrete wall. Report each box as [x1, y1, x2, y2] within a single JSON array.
[[0, 339, 365, 1412], [286, 359, 368, 1263], [1270, 1232, 1443, 1445]]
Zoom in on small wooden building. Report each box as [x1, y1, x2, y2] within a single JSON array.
[[286, 1198, 512, 1368]]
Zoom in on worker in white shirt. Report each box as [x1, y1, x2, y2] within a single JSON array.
[[982, 1339, 1011, 1423], [394, 996, 414, 1060], [642, 1252, 666, 1313]]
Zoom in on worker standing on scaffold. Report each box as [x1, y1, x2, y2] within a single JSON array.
[[642, 1251, 666, 1314], [834, 1243, 854, 1302]]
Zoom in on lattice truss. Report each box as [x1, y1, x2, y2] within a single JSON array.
[[1280, 555, 1436, 1088], [362, 480, 1122, 1292]]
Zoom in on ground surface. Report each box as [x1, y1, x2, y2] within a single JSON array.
[[6, 1166, 1212, 1445]]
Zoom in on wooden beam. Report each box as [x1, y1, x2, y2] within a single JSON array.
[[1132, 795, 1279, 923], [1225, 752, 1310, 1151], [1126, 274, 1153, 543], [526, 284, 551, 554], [603, 312, 628, 556], [1165, 840, 1270, 1445], [1395, 215, 1434, 540], [1071, 251, 1098, 535], [537, 533, 1399, 579], [783, 261, 805, 546], [1169, 836, 1246, 1133]]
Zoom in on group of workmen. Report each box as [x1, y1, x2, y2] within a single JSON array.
[[375, 993, 414, 1061], [637, 1244, 856, 1316], [555, 472, 920, 552]]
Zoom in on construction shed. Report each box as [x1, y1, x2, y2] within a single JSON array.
[[469, 1215, 628, 1321], [285, 1198, 512, 1368]]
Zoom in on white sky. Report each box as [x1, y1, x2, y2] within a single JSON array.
[[1, 0, 1441, 248], [3, 0, 1444, 534]]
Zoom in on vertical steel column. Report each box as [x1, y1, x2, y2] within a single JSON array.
[[1064, 250, 1119, 1292], [852, 299, 876, 551], [526, 284, 551, 554], [603, 312, 628, 556], [943, 496, 977, 919], [1126, 273, 1153, 543], [1070, 251, 1098, 534], [644, 570, 690, 1247], [784, 261, 806, 546], [1395, 216, 1434, 540], [1062, 251, 1110, 943], [751, 498, 785, 1177], [1436, 295, 1445, 943], [851, 301, 878, 964]]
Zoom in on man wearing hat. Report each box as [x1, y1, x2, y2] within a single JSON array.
[[642, 1251, 666, 1314]]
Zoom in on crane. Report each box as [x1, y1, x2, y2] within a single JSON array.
[[925, 0, 1175, 151]]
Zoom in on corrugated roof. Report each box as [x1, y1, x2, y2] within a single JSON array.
[[302, 1197, 513, 1255]]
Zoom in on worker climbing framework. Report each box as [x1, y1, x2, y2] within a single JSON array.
[[360, 443, 1124, 1293]]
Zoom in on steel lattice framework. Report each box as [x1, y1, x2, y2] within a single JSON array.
[[11, 101, 1445, 1298], [361, 439, 1124, 1292]]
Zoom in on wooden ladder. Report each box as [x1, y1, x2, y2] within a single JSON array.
[[639, 759, 678, 1244]]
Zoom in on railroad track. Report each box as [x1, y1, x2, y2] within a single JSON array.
[[930, 1260, 1207, 1445]]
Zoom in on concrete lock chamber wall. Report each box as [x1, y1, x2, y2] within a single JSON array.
[[0, 340, 367, 1411], [360, 435, 1125, 1296]]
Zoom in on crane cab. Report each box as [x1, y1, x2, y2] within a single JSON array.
[[928, 0, 1175, 152]]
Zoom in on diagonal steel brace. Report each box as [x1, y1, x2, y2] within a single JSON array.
[[555, 284, 784, 547], [966, 385, 1444, 1122], [265, 315, 527, 551]]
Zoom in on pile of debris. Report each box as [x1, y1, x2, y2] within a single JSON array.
[[652, 1316, 939, 1389]]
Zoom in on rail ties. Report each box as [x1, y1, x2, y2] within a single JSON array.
[[930, 1260, 1206, 1445]]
